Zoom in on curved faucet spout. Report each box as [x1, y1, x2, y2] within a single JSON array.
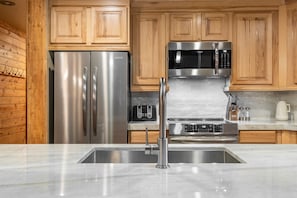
[[156, 77, 170, 169]]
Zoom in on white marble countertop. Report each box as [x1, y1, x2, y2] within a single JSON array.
[[128, 119, 297, 131], [1, 144, 297, 198]]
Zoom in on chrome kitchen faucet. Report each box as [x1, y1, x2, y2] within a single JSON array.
[[145, 77, 169, 169]]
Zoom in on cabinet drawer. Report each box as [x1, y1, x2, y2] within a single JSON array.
[[239, 130, 277, 144], [128, 131, 159, 144]]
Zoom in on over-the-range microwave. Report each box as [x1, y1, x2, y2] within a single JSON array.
[[168, 41, 232, 78]]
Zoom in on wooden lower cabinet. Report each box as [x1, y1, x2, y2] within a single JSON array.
[[239, 130, 297, 144], [128, 130, 159, 144], [277, 131, 297, 144]]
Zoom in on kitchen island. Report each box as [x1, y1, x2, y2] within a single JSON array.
[[1, 144, 297, 198]]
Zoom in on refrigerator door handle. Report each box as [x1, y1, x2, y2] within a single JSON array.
[[82, 66, 88, 137], [92, 66, 97, 136]]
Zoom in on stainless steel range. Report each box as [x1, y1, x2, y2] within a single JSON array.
[[168, 118, 238, 143]]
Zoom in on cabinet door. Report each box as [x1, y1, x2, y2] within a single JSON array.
[[232, 13, 273, 85], [201, 13, 230, 40], [91, 6, 128, 44], [169, 13, 201, 41], [132, 13, 166, 91], [278, 131, 297, 144], [287, 9, 297, 89], [51, 7, 86, 43]]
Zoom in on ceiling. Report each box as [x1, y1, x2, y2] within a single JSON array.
[[0, 0, 27, 33]]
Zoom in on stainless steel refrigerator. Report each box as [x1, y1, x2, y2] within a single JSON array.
[[53, 51, 129, 143]]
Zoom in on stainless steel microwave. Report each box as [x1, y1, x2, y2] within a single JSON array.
[[168, 42, 232, 78]]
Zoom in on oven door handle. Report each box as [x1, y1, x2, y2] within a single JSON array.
[[170, 136, 238, 143]]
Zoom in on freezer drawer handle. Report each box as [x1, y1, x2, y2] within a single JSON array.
[[82, 66, 88, 137], [92, 67, 97, 136]]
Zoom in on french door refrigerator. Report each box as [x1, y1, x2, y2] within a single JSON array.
[[53, 51, 129, 143]]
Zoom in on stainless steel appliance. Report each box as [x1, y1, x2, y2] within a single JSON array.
[[168, 42, 231, 78], [53, 51, 129, 143], [132, 105, 157, 121], [168, 118, 238, 143]]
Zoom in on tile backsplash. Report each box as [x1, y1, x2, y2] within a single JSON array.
[[167, 78, 228, 118], [131, 78, 229, 120], [232, 91, 297, 120], [131, 79, 297, 121]]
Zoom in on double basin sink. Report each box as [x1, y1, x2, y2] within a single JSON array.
[[79, 147, 243, 164]]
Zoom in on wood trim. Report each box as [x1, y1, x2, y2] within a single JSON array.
[[286, 6, 297, 89], [132, 7, 280, 13], [131, 0, 284, 9], [48, 45, 131, 51], [279, 5, 287, 88], [27, 0, 48, 143], [51, 0, 129, 6], [276, 131, 282, 143]]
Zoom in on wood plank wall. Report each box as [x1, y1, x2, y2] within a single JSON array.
[[0, 21, 26, 144]]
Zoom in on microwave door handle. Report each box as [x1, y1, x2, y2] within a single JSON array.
[[220, 53, 224, 68], [175, 51, 181, 64], [214, 48, 219, 75], [197, 51, 203, 68], [226, 52, 230, 68]]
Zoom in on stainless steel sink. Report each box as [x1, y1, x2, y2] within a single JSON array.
[[79, 147, 243, 164]]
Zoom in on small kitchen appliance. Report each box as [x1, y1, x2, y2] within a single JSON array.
[[132, 105, 157, 121], [168, 41, 232, 78], [276, 101, 291, 121]]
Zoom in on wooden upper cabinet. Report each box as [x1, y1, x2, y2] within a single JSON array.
[[231, 12, 278, 90], [132, 13, 166, 91], [201, 13, 230, 40], [169, 12, 230, 41], [91, 6, 128, 44], [170, 13, 201, 41], [51, 7, 86, 43], [286, 8, 297, 89], [49, 1, 130, 50]]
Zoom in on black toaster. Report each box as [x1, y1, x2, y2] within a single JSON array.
[[132, 105, 157, 121]]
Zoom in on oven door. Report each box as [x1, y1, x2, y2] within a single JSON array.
[[169, 136, 238, 144]]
